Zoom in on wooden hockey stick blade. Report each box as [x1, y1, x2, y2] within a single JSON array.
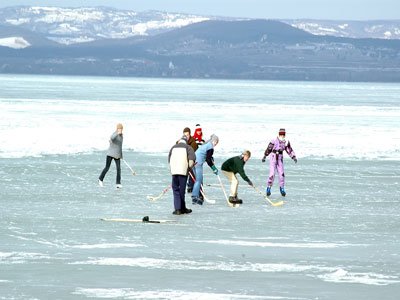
[[147, 186, 171, 202], [123, 159, 137, 175], [253, 186, 284, 207], [147, 195, 160, 201], [266, 198, 284, 207]]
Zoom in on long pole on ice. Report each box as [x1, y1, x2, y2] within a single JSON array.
[[252, 185, 284, 207], [188, 170, 215, 204], [122, 159, 136, 175]]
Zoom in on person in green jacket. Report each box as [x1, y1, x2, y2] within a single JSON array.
[[221, 150, 253, 204]]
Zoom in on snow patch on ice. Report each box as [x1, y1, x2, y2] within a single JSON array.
[[318, 268, 400, 286], [72, 257, 400, 286], [71, 257, 327, 273], [73, 287, 289, 299], [70, 243, 144, 249], [0, 279, 12, 283], [0, 251, 52, 264], [199, 239, 350, 248], [1, 78, 399, 160]]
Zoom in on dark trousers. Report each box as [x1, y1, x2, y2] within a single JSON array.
[[172, 175, 188, 210], [99, 156, 121, 184]]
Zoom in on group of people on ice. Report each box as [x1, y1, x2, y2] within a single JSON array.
[[98, 123, 297, 215]]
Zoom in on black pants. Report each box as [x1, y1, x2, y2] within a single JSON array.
[[99, 156, 121, 184], [172, 175, 188, 210]]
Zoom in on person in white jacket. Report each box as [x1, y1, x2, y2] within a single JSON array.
[[168, 135, 196, 215]]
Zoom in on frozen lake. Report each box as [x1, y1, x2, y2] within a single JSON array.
[[1, 75, 399, 299]]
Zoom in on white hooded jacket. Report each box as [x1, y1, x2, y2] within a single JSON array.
[[168, 139, 196, 175]]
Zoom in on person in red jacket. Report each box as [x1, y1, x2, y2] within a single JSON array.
[[193, 124, 205, 146]]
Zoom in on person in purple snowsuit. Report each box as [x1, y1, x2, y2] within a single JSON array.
[[262, 128, 297, 197]]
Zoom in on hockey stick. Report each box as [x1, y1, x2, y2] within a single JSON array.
[[217, 174, 239, 208], [147, 185, 171, 201], [188, 170, 216, 204], [122, 159, 136, 175], [253, 185, 284, 207]]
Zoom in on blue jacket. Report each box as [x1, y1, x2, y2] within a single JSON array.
[[195, 141, 215, 167]]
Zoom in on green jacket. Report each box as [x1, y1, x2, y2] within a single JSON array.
[[221, 155, 250, 182]]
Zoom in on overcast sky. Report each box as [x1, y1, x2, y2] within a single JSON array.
[[0, 0, 398, 20]]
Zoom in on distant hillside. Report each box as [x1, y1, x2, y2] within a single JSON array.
[[0, 24, 58, 47], [145, 19, 313, 45], [0, 6, 213, 45], [284, 19, 400, 40], [1, 6, 400, 47], [1, 19, 400, 82]]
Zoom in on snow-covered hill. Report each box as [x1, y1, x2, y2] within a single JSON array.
[[284, 19, 400, 40], [0, 36, 30, 49], [0, 6, 211, 45], [0, 6, 399, 48]]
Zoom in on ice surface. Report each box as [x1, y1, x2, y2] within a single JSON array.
[[1, 75, 399, 160], [1, 75, 399, 299]]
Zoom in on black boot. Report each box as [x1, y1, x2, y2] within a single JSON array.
[[182, 208, 192, 214], [234, 195, 243, 204], [229, 196, 242, 204]]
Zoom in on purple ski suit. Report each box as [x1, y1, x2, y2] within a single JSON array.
[[263, 137, 297, 188]]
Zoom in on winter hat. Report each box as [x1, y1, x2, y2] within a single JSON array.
[[278, 128, 286, 136], [193, 124, 203, 141], [210, 134, 219, 143], [183, 127, 191, 134], [194, 124, 202, 133], [116, 123, 123, 130], [179, 135, 188, 144]]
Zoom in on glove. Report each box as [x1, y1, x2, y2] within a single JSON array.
[[293, 157, 298, 163], [261, 156, 266, 163], [247, 180, 253, 187], [211, 165, 218, 175]]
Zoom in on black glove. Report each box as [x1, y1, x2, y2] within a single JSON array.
[[261, 156, 266, 163], [293, 157, 298, 163], [247, 180, 253, 186]]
